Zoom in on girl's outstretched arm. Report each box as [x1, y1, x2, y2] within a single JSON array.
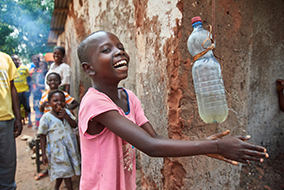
[[92, 110, 268, 164], [140, 122, 164, 138]]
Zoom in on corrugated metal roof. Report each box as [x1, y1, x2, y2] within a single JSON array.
[[47, 0, 71, 46]]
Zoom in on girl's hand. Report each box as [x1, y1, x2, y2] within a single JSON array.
[[217, 135, 268, 164], [42, 154, 48, 165], [42, 101, 49, 107], [58, 107, 68, 119], [206, 130, 268, 165], [206, 130, 238, 165]]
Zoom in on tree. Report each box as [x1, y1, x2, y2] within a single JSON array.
[[0, 0, 54, 62]]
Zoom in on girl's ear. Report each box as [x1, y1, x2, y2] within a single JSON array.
[[82, 62, 96, 76]]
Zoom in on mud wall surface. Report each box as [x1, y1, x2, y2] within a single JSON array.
[[247, 0, 284, 158], [56, 0, 284, 189]]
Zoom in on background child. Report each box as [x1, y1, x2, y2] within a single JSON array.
[[45, 46, 72, 93], [36, 72, 79, 180], [30, 55, 43, 129], [36, 61, 48, 95], [38, 89, 80, 190], [77, 31, 269, 190], [39, 72, 79, 113]]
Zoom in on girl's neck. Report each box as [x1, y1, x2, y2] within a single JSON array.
[[51, 110, 60, 117], [94, 85, 127, 112], [54, 61, 63, 65], [94, 84, 120, 102], [50, 110, 64, 121], [50, 87, 59, 90], [50, 109, 57, 114]]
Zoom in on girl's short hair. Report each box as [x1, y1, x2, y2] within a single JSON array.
[[53, 46, 66, 57], [46, 72, 61, 84], [48, 89, 65, 101]]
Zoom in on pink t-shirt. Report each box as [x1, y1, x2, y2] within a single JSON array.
[[79, 88, 148, 190]]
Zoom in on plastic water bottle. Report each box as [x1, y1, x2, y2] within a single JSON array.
[[187, 16, 228, 123]]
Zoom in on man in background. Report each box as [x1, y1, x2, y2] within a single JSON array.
[[0, 51, 22, 189], [11, 54, 32, 127]]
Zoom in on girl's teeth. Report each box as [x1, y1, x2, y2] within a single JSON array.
[[114, 60, 127, 67]]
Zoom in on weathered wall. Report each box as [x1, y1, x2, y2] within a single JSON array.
[[55, 0, 284, 189], [247, 0, 284, 158]]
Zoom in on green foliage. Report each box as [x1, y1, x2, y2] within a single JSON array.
[[0, 23, 18, 53], [0, 0, 54, 62]]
